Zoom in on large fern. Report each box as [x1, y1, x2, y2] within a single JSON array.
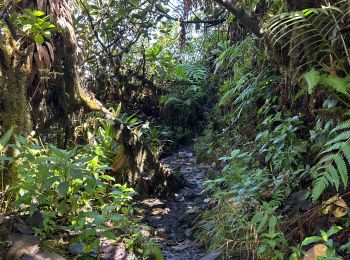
[[266, 0, 350, 76], [312, 120, 350, 201], [214, 37, 256, 82], [173, 63, 208, 85]]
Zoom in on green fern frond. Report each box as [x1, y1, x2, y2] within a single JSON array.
[[266, 0, 350, 77], [174, 63, 208, 84], [319, 142, 343, 155], [326, 130, 350, 145], [342, 142, 350, 163], [331, 120, 350, 133], [313, 175, 329, 201], [334, 155, 348, 187], [312, 120, 350, 201]]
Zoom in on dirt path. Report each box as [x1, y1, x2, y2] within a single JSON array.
[[141, 148, 212, 260]]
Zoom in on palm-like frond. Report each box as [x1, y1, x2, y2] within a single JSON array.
[[214, 37, 256, 74], [173, 63, 208, 84], [266, 0, 350, 76]]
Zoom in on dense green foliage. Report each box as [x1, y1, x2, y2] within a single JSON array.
[[2, 0, 350, 258]]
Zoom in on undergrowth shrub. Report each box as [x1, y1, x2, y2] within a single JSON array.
[[160, 63, 209, 136], [196, 113, 310, 259], [197, 148, 290, 258], [10, 133, 134, 246], [0, 123, 162, 257]]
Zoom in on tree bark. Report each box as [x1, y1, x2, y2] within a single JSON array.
[[0, 23, 32, 135], [113, 119, 180, 195], [0, 22, 33, 186], [214, 0, 263, 37], [0, 0, 180, 195]]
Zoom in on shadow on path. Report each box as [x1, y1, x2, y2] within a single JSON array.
[[141, 148, 213, 260]]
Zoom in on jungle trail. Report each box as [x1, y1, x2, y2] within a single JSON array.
[[1, 0, 350, 259]]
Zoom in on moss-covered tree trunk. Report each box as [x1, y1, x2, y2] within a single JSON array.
[[0, 23, 33, 186], [0, 0, 179, 195], [0, 24, 32, 135], [113, 120, 181, 195]]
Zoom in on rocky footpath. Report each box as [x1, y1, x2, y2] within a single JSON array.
[[141, 148, 214, 260]]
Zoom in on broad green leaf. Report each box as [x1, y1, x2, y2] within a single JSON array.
[[57, 181, 69, 197], [130, 0, 140, 6], [327, 226, 342, 237], [22, 24, 32, 32], [268, 215, 277, 234], [257, 244, 266, 255], [301, 236, 322, 246], [116, 9, 126, 18], [111, 214, 125, 222], [289, 252, 298, 260], [115, 102, 122, 118], [50, 145, 67, 159], [94, 214, 105, 226], [43, 176, 60, 189], [256, 214, 268, 233], [90, 4, 99, 9], [70, 169, 85, 180], [100, 175, 115, 181], [42, 30, 51, 38], [88, 211, 105, 226], [34, 35, 44, 45], [33, 10, 45, 17], [320, 230, 328, 241], [101, 230, 116, 240], [67, 146, 78, 159]]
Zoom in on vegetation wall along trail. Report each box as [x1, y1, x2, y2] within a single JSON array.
[[1, 0, 350, 259]]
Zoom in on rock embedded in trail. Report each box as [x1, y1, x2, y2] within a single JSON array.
[[13, 222, 35, 235], [5, 234, 40, 260], [25, 211, 44, 229], [68, 242, 85, 255], [141, 148, 213, 259], [5, 233, 67, 260], [199, 248, 224, 260]]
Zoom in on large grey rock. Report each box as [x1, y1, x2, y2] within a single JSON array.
[[25, 211, 44, 229], [199, 248, 224, 260], [68, 242, 84, 255], [6, 234, 40, 260]]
